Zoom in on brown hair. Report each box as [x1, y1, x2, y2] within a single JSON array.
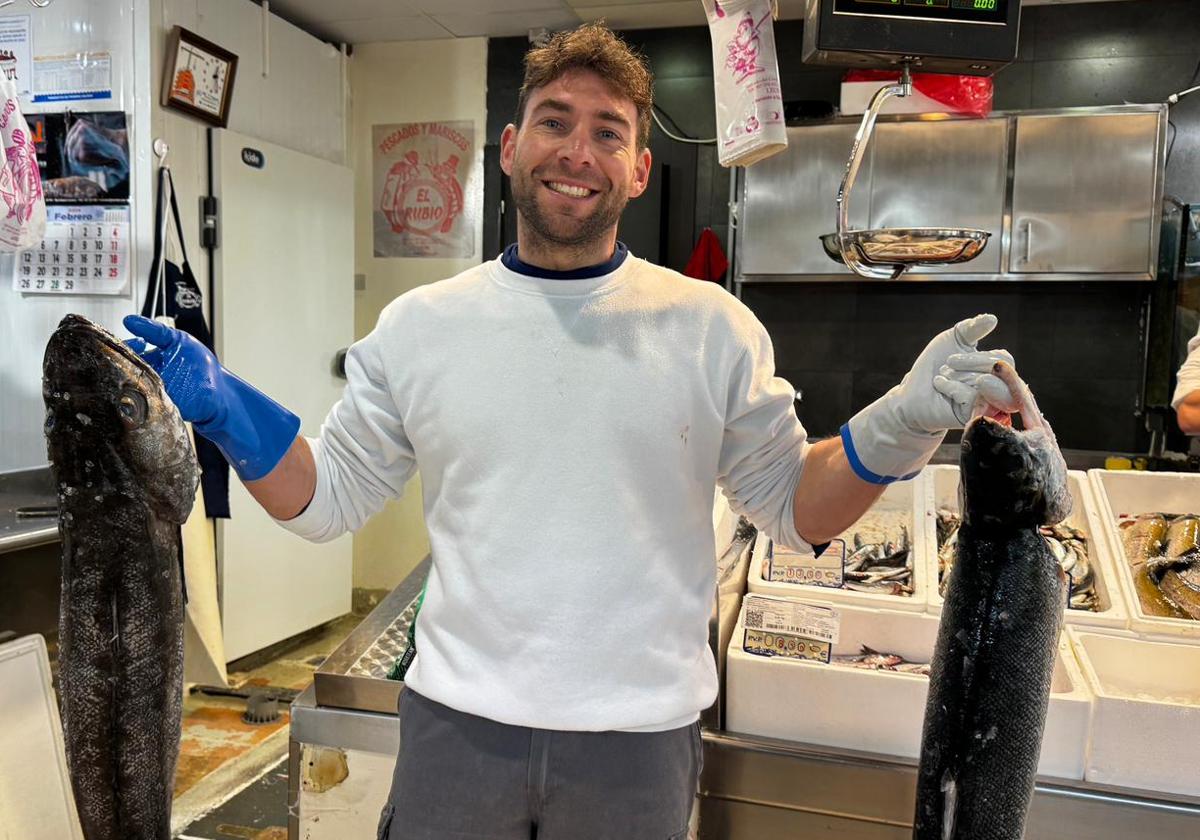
[[516, 23, 654, 150]]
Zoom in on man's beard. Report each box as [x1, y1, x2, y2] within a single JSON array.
[[510, 165, 629, 250]]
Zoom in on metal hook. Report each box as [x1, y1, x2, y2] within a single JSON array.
[[27, 0, 54, 8]]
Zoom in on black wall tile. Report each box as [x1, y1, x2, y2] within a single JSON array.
[[992, 60, 1034, 111], [652, 77, 719, 141], [1029, 54, 1198, 109], [785, 369, 853, 437], [1024, 0, 1200, 62], [1034, 377, 1142, 450]]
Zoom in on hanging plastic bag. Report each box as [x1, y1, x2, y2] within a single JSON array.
[[702, 0, 788, 168], [841, 70, 994, 118], [0, 74, 45, 251]]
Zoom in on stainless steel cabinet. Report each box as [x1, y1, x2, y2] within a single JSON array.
[[739, 123, 867, 277], [1010, 112, 1162, 274], [869, 118, 1009, 275], [733, 105, 1165, 283]]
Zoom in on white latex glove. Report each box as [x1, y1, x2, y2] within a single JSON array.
[[842, 314, 1017, 483]]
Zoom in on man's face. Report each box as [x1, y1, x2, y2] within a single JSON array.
[[500, 69, 652, 249]]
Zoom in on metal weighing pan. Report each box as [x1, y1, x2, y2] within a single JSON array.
[[823, 65, 992, 279], [820, 228, 991, 278]]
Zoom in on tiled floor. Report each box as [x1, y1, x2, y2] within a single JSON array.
[[174, 613, 362, 838], [177, 758, 290, 840]]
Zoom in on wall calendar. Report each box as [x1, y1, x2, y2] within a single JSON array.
[[12, 205, 130, 295]]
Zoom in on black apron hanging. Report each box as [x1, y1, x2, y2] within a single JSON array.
[[142, 166, 231, 518]]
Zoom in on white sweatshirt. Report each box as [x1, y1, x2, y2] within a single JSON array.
[[1173, 324, 1200, 409], [280, 253, 811, 732]]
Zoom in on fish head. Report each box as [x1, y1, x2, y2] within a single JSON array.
[[959, 362, 1071, 531], [43, 314, 199, 524]]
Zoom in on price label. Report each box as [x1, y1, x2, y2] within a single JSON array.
[[768, 538, 845, 588], [743, 594, 841, 644], [743, 628, 831, 663]]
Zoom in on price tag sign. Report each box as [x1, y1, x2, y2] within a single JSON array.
[[768, 538, 845, 588], [743, 594, 841, 644], [743, 628, 831, 663]]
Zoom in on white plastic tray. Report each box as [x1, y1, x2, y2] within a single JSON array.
[[747, 479, 927, 613], [1087, 469, 1200, 639], [0, 634, 83, 840], [725, 600, 1091, 780], [922, 466, 1127, 630], [1070, 628, 1200, 796]]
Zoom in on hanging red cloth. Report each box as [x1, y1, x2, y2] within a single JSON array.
[[683, 227, 729, 282]]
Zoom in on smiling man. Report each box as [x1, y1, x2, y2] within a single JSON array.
[[122, 22, 1021, 840]]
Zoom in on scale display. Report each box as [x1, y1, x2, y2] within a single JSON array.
[[833, 0, 1007, 26]]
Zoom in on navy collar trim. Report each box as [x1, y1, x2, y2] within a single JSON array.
[[501, 242, 628, 279]]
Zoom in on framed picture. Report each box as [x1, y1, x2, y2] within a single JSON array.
[[161, 26, 238, 128]]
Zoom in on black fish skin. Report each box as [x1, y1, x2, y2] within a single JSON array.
[[44, 314, 197, 840], [913, 414, 1068, 840]]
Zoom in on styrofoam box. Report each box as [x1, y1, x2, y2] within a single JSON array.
[[1070, 628, 1200, 796], [840, 81, 955, 116], [725, 600, 1091, 780], [747, 479, 927, 612], [1087, 469, 1200, 639], [922, 466, 1128, 630]]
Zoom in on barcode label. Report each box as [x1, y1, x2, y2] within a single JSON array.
[[744, 594, 841, 644]]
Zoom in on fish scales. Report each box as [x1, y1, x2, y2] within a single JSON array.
[[45, 314, 197, 840], [913, 362, 1069, 840]]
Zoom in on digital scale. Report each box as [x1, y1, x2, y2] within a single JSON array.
[[802, 0, 1021, 278]]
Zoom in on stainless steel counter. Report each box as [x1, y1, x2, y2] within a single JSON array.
[[0, 468, 59, 554], [699, 730, 1200, 839]]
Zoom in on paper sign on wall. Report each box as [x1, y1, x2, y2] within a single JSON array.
[[12, 205, 130, 295], [32, 52, 113, 103], [0, 15, 31, 98], [372, 121, 475, 258]]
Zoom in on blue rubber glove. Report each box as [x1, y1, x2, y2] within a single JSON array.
[[123, 314, 301, 481], [842, 314, 1018, 484]]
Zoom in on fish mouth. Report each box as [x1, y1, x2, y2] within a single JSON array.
[[50, 314, 158, 381], [962, 361, 1072, 525], [966, 360, 1052, 438]]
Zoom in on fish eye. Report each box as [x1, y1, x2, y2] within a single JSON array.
[[118, 389, 148, 428]]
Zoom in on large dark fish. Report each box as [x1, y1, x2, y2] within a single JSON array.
[[43, 314, 198, 840], [913, 362, 1070, 840]]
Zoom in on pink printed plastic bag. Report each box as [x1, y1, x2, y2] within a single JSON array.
[[0, 75, 45, 251], [703, 0, 788, 168]]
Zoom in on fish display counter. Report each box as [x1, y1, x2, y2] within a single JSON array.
[[925, 466, 1128, 629], [746, 480, 928, 612], [291, 542, 1200, 839], [1089, 469, 1200, 636]]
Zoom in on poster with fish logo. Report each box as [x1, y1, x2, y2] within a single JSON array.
[[373, 121, 477, 258]]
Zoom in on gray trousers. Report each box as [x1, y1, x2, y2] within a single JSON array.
[[378, 688, 701, 840]]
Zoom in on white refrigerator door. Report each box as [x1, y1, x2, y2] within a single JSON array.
[[212, 129, 354, 661]]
